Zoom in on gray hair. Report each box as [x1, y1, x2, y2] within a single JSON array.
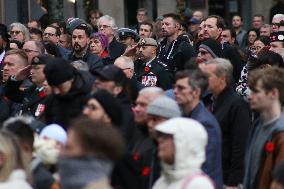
[[3, 116, 34, 128], [261, 24, 271, 29], [273, 14, 284, 20], [9, 22, 30, 41], [114, 56, 134, 70], [207, 58, 233, 85], [97, 15, 118, 30], [139, 87, 164, 96]]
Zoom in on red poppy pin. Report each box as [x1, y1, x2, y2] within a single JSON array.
[[141, 166, 151, 176], [265, 141, 274, 153], [38, 91, 46, 98], [144, 66, 150, 73], [133, 151, 139, 161]]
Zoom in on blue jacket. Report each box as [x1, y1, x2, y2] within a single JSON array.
[[186, 102, 223, 189]]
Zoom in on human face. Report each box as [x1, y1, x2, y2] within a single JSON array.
[[89, 38, 104, 55], [98, 19, 114, 38], [137, 45, 156, 62], [27, 21, 39, 30], [43, 80, 52, 95], [94, 78, 118, 96], [162, 17, 178, 38], [147, 115, 167, 138], [72, 29, 90, 53], [198, 21, 205, 41], [204, 17, 222, 40], [30, 33, 42, 41], [50, 80, 73, 96], [43, 27, 59, 44], [174, 77, 195, 107], [200, 64, 223, 97], [22, 41, 41, 63], [3, 54, 27, 82], [252, 16, 263, 29], [89, 13, 100, 27], [221, 29, 234, 44], [137, 11, 146, 23], [10, 26, 25, 42], [157, 133, 175, 165], [133, 93, 150, 124], [83, 99, 111, 123], [248, 31, 258, 45], [260, 26, 271, 37], [270, 41, 284, 52], [251, 40, 265, 55], [30, 64, 45, 86], [248, 80, 274, 112], [62, 129, 84, 157], [232, 16, 242, 28], [197, 47, 214, 63], [119, 36, 135, 46], [271, 17, 284, 32], [114, 59, 134, 79], [139, 24, 152, 38], [59, 34, 70, 49]]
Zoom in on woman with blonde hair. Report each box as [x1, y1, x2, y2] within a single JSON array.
[[0, 130, 32, 189]]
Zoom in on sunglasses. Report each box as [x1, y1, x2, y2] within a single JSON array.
[[10, 30, 21, 35]]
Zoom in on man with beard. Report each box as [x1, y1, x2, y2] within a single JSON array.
[[157, 13, 196, 73], [68, 22, 104, 72], [135, 38, 172, 90]]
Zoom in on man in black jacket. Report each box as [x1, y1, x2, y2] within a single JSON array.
[[43, 57, 92, 129], [200, 58, 252, 188], [68, 22, 104, 72], [157, 13, 196, 73]]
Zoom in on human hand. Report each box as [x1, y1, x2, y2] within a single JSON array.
[[15, 65, 31, 81]]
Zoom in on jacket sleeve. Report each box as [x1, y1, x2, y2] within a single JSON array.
[[227, 100, 252, 186], [4, 77, 25, 103], [174, 41, 197, 71]]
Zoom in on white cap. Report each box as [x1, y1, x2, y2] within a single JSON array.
[[39, 124, 67, 145]]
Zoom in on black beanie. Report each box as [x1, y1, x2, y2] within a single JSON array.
[[91, 89, 123, 126], [43, 57, 75, 86], [199, 38, 224, 58]]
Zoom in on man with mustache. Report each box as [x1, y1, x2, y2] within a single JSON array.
[[134, 38, 172, 90], [68, 21, 104, 72]]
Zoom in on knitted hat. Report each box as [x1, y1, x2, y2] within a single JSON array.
[[43, 57, 75, 86], [91, 89, 123, 126], [199, 38, 224, 58], [39, 124, 67, 145], [90, 32, 109, 49], [147, 96, 181, 118], [66, 17, 91, 35]]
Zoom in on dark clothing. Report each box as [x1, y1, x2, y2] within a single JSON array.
[[244, 113, 284, 189], [134, 58, 173, 90], [68, 50, 104, 72], [58, 46, 71, 60], [44, 71, 92, 128], [157, 35, 197, 73], [0, 85, 12, 123], [108, 37, 127, 61], [4, 78, 46, 118], [185, 102, 223, 189], [222, 42, 245, 82], [211, 87, 252, 186], [31, 158, 55, 189]]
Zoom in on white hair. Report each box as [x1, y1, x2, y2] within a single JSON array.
[[9, 22, 30, 42], [273, 14, 284, 20], [97, 15, 118, 30], [114, 56, 134, 70], [139, 87, 164, 95]]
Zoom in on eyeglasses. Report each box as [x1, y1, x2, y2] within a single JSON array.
[[23, 49, 39, 53], [10, 30, 21, 35], [271, 22, 280, 27], [98, 25, 111, 29], [43, 32, 56, 37]]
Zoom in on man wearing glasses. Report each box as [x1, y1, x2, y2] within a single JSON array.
[[135, 38, 172, 90], [97, 15, 126, 61], [271, 14, 284, 33]]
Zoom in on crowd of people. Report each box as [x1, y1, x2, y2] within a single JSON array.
[[0, 5, 283, 189]]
